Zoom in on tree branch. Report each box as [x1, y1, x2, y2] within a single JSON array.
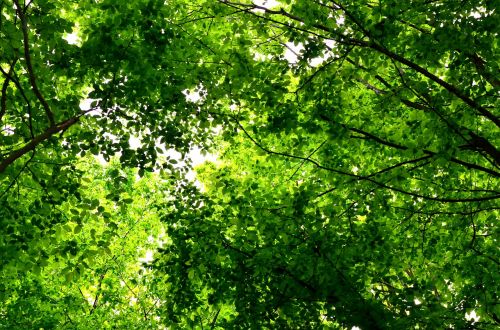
[[295, 47, 353, 93], [14, 0, 55, 126], [223, 0, 499, 128], [77, 287, 89, 314], [209, 308, 221, 330], [469, 53, 500, 89], [235, 116, 500, 202], [0, 150, 35, 200], [331, 0, 499, 127], [367, 41, 500, 127], [90, 275, 104, 314], [0, 59, 18, 123], [319, 114, 500, 177], [218, 0, 364, 46], [0, 115, 80, 173]]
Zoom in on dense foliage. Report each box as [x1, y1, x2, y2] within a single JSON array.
[[1, 0, 498, 328]]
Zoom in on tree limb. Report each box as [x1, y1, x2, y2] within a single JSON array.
[[320, 114, 500, 177], [223, 0, 500, 128], [235, 116, 500, 202], [209, 308, 221, 330], [0, 115, 80, 173], [0, 59, 18, 123], [14, 0, 55, 126]]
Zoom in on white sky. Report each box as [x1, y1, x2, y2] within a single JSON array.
[[253, 0, 280, 9], [80, 94, 217, 188]]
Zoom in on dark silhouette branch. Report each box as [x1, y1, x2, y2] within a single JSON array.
[[234, 116, 499, 203], [0, 63, 36, 133], [330, 0, 499, 127], [294, 47, 353, 93], [14, 0, 55, 126], [222, 0, 500, 128], [365, 155, 434, 178], [218, 0, 363, 46], [0, 115, 81, 173], [288, 139, 327, 181], [367, 42, 499, 127], [469, 53, 500, 89], [209, 308, 221, 330], [77, 287, 89, 314], [0, 59, 18, 123], [0, 150, 35, 200], [90, 273, 105, 315], [319, 115, 500, 177]]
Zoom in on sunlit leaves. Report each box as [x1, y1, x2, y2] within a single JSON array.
[[1, 0, 498, 328]]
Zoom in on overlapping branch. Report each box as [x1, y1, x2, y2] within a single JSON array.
[[219, 0, 500, 128], [234, 116, 499, 203], [318, 115, 500, 177]]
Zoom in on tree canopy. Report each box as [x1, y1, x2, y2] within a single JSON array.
[[0, 0, 498, 328]]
